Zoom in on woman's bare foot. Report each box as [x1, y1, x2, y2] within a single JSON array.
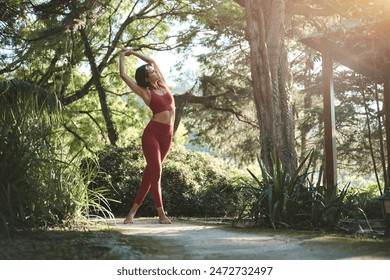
[[157, 207, 171, 224], [123, 218, 133, 224], [159, 217, 171, 224], [123, 203, 140, 224]]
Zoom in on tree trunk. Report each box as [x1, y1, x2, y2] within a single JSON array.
[[240, 0, 296, 173], [79, 27, 118, 146]]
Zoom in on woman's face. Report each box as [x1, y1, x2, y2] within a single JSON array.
[[146, 66, 160, 83]]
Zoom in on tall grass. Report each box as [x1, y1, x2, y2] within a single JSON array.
[[0, 80, 113, 237]]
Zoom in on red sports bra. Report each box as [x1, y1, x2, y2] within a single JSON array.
[[148, 83, 175, 114]]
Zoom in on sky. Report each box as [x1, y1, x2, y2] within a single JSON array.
[[153, 48, 203, 95], [154, 50, 180, 87]]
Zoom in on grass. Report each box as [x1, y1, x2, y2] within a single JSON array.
[[0, 222, 185, 260], [0, 228, 122, 260]]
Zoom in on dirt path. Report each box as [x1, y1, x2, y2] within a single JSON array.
[[107, 218, 390, 260]]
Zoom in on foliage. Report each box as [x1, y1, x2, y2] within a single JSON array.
[[235, 149, 375, 232], [0, 79, 113, 237], [1, 0, 207, 150], [2, 0, 386, 181], [0, 0, 387, 236], [180, 1, 259, 165], [0, 79, 58, 232], [165, 145, 246, 217], [62, 92, 149, 155], [320, 184, 355, 230], [294, 60, 386, 184], [180, 0, 390, 184], [236, 150, 315, 229], [310, 183, 372, 232], [292, 1, 388, 190], [344, 183, 383, 220], [89, 143, 249, 218]]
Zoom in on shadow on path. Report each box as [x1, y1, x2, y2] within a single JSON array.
[[108, 218, 390, 260]]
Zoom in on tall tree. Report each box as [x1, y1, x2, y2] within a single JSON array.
[[0, 0, 201, 149], [229, 0, 297, 173], [232, 0, 388, 173]]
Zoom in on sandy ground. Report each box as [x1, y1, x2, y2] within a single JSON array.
[[105, 218, 390, 260]]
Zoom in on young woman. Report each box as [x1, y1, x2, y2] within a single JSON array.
[[119, 48, 175, 224]]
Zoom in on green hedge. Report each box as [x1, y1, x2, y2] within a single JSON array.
[[90, 143, 249, 218]]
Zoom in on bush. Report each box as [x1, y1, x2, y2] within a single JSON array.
[[236, 151, 315, 229], [353, 183, 383, 220], [90, 143, 249, 218], [0, 80, 112, 237], [234, 150, 377, 232], [88, 144, 144, 216]]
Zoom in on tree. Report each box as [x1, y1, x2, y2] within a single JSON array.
[[176, 0, 339, 170], [2, 0, 387, 178], [233, 0, 296, 173], [0, 0, 202, 151], [226, 0, 387, 174]]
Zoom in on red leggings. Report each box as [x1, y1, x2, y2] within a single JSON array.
[[134, 121, 173, 208]]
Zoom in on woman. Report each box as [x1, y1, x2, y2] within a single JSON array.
[[119, 48, 175, 224]]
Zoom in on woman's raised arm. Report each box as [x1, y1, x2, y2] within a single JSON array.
[[119, 50, 151, 105]]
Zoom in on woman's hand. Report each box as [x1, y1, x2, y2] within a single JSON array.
[[117, 46, 133, 56], [123, 49, 133, 56]]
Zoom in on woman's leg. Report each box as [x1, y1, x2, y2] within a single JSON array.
[[124, 127, 156, 224], [133, 165, 152, 205], [142, 131, 164, 208], [135, 125, 169, 211], [124, 165, 152, 224], [154, 134, 172, 223], [125, 122, 172, 224]]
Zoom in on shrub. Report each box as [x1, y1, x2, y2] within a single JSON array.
[[0, 80, 113, 237], [88, 144, 145, 216], [353, 183, 383, 220], [235, 150, 315, 229], [0, 80, 62, 234], [90, 143, 249, 218], [318, 184, 366, 231], [235, 149, 375, 232]]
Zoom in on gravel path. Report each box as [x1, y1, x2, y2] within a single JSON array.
[[106, 218, 390, 260]]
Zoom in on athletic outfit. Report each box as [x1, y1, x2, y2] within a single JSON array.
[[134, 82, 175, 208]]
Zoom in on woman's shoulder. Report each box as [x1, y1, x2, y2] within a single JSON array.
[[158, 80, 170, 92]]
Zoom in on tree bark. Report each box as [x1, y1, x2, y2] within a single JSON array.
[[173, 91, 218, 133], [240, 0, 296, 173]]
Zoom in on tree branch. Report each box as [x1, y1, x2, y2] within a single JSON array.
[[63, 123, 95, 154], [78, 109, 106, 138], [78, 25, 118, 145], [173, 80, 258, 133]]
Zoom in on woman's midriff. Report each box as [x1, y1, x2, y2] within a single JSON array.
[[151, 109, 175, 126]]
